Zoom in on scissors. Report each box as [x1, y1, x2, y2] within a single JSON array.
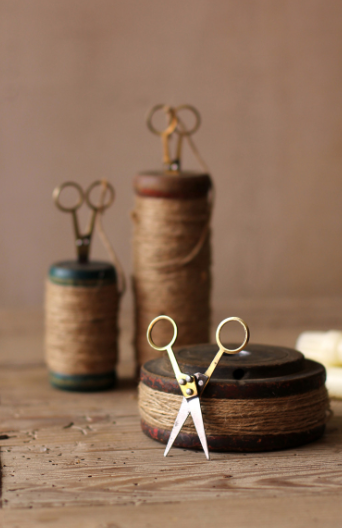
[[146, 104, 201, 172], [147, 315, 250, 460], [53, 180, 115, 263]]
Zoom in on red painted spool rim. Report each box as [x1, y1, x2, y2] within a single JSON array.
[[134, 171, 212, 199]]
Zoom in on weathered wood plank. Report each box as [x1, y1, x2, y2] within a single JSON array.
[[2, 495, 342, 528], [1, 366, 342, 510], [1, 313, 342, 523]]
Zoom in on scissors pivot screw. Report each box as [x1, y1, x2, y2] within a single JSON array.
[[186, 388, 194, 396]]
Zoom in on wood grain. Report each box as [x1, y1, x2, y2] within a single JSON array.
[[2, 495, 342, 528]]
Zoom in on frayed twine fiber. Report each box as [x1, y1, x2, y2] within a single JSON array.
[[138, 382, 330, 436], [45, 281, 118, 375], [132, 195, 211, 366]]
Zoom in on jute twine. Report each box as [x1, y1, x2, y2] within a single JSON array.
[[132, 194, 212, 365], [138, 382, 330, 436], [45, 281, 119, 375]]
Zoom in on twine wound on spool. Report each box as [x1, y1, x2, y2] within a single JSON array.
[[138, 382, 330, 436], [132, 194, 212, 365], [46, 281, 119, 375]]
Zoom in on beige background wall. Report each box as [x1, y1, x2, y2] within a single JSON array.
[[1, 0, 342, 316]]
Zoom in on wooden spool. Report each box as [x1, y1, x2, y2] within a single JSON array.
[[139, 343, 328, 452], [133, 170, 213, 367], [45, 260, 118, 392]]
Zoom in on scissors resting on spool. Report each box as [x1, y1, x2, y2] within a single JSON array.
[[147, 315, 250, 460], [53, 180, 115, 263], [146, 104, 201, 172]]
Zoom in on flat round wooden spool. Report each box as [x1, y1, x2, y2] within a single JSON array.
[[140, 343, 327, 452], [134, 171, 212, 199], [47, 260, 117, 391]]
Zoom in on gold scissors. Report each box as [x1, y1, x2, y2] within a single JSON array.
[[147, 315, 250, 460], [146, 104, 201, 172], [53, 180, 115, 263]]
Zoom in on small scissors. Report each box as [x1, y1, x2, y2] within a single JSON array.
[[146, 104, 201, 172], [147, 315, 250, 460], [53, 180, 115, 263]]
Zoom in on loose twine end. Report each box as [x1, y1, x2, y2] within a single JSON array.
[[96, 180, 126, 296]]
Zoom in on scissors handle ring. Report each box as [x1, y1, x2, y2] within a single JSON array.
[[147, 315, 178, 352], [146, 105, 178, 137], [85, 180, 115, 212], [216, 317, 250, 355], [175, 104, 201, 136], [53, 181, 84, 212]]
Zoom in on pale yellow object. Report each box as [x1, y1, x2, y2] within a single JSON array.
[[296, 330, 342, 366], [296, 330, 342, 398], [326, 367, 342, 399]]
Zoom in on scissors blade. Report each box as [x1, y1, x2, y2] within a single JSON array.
[[188, 397, 210, 460], [164, 397, 190, 457]]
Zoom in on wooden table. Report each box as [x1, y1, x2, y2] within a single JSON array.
[[1, 309, 342, 527]]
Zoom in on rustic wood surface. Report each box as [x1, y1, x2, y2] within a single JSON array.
[[1, 309, 342, 527]]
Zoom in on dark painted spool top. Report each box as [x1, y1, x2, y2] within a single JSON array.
[[49, 260, 116, 286], [141, 343, 326, 399], [134, 171, 212, 199]]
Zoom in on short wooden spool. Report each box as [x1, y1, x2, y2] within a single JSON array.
[[139, 343, 329, 452], [45, 260, 117, 392]]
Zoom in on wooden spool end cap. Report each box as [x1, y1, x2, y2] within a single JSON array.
[[134, 171, 212, 199], [141, 343, 326, 399], [48, 260, 117, 286]]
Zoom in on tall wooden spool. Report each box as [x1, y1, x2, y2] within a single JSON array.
[[139, 343, 330, 452], [132, 105, 213, 368]]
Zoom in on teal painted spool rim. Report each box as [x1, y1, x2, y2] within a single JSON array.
[[49, 260, 117, 286], [49, 370, 117, 392]]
